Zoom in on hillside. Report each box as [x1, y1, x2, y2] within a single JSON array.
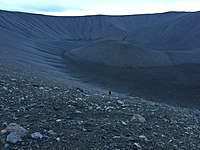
[[1, 9, 200, 149], [0, 50, 200, 149], [1, 10, 200, 107]]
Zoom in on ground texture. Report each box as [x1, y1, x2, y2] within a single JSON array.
[[0, 57, 200, 150]]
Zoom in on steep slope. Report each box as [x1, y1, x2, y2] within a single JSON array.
[[126, 11, 200, 51], [1, 10, 200, 54], [0, 10, 126, 41], [1, 10, 200, 109], [0, 10, 191, 41]]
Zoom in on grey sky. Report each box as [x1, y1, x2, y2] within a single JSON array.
[[0, 0, 200, 16]]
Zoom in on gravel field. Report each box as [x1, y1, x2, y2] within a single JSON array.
[[0, 56, 200, 150]]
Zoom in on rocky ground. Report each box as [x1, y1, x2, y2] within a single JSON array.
[[0, 58, 200, 150]]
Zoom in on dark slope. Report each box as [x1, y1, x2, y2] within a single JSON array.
[[1, 10, 200, 109], [1, 57, 200, 149], [126, 11, 200, 51], [0, 10, 193, 42], [66, 40, 173, 67], [1, 10, 200, 53]]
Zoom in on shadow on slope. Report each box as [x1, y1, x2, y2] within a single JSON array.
[[61, 54, 200, 109]]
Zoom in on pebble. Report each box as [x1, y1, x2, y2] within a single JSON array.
[[113, 136, 121, 139], [2, 87, 8, 90], [6, 132, 22, 143], [18, 106, 26, 112], [168, 139, 173, 143], [39, 87, 45, 90], [56, 119, 62, 122], [31, 132, 43, 139], [121, 121, 127, 125], [82, 128, 87, 132], [1, 129, 7, 134], [56, 137, 61, 142], [11, 78, 17, 81], [48, 130, 57, 136], [134, 142, 142, 149], [76, 87, 84, 92], [6, 123, 28, 137], [117, 100, 124, 105], [2, 122, 8, 128], [88, 106, 93, 110], [139, 135, 149, 142], [131, 114, 146, 123], [4, 143, 10, 149], [54, 87, 59, 89]]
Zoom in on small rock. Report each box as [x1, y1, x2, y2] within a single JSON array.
[[2, 122, 7, 128], [105, 106, 114, 111], [134, 142, 142, 149], [121, 121, 127, 125], [168, 139, 173, 143], [39, 87, 45, 90], [4, 143, 10, 149], [56, 119, 62, 122], [139, 135, 149, 142], [82, 128, 87, 132], [56, 137, 60, 142], [6, 132, 22, 143], [18, 106, 26, 112], [88, 106, 93, 110], [117, 100, 124, 105], [2, 87, 8, 90], [11, 78, 17, 81], [76, 87, 84, 92], [6, 123, 28, 137], [31, 132, 43, 139], [75, 110, 81, 113], [54, 87, 59, 90], [1, 129, 7, 134], [48, 130, 57, 136], [131, 114, 146, 123], [113, 136, 121, 139]]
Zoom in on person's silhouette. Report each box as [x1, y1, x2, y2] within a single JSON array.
[[109, 91, 112, 96]]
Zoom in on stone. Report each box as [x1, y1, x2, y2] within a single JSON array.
[[6, 123, 28, 137], [131, 114, 146, 123], [11, 79, 17, 81], [139, 135, 149, 142], [2, 122, 8, 128], [54, 87, 60, 90], [121, 121, 127, 125], [117, 100, 124, 105], [4, 143, 10, 149], [2, 87, 8, 90], [113, 136, 121, 139], [134, 142, 142, 149], [56, 137, 60, 142], [48, 130, 57, 136], [1, 129, 7, 134], [31, 132, 43, 139], [76, 87, 84, 92], [56, 119, 62, 122], [6, 132, 22, 143], [82, 128, 87, 132], [39, 87, 45, 90]]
